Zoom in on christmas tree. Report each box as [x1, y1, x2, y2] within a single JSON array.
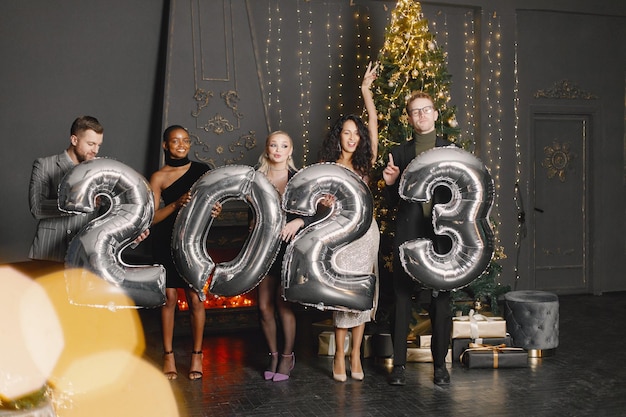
[[371, 0, 460, 275], [373, 0, 459, 158], [368, 0, 508, 319]]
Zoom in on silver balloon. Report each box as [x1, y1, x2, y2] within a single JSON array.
[[172, 165, 284, 298], [58, 158, 166, 308], [398, 146, 495, 291], [282, 163, 376, 311]]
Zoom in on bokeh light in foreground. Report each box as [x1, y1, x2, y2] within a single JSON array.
[[1, 264, 180, 416]]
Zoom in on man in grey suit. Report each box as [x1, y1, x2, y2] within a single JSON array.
[[28, 115, 104, 262]]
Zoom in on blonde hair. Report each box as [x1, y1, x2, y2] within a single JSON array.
[[257, 130, 297, 174], [405, 91, 435, 112]]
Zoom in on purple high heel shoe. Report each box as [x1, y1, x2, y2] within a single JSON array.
[[272, 353, 295, 382], [264, 352, 279, 380]]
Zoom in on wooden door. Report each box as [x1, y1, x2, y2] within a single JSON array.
[[530, 112, 590, 293]]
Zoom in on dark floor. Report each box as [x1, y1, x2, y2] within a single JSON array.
[[139, 291, 626, 417]]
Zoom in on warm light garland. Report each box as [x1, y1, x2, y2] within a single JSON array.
[[355, 6, 374, 122], [264, 1, 274, 125], [297, 0, 313, 166], [483, 12, 503, 242], [275, 7, 283, 126], [337, 8, 345, 115], [462, 10, 477, 151], [264, 1, 284, 129], [514, 39, 522, 194]]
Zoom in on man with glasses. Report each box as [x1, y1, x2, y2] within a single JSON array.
[[382, 91, 455, 386]]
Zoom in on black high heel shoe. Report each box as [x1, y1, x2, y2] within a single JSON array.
[[189, 350, 203, 380], [163, 350, 178, 380]]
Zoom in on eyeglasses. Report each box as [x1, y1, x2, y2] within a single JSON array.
[[408, 106, 434, 116]]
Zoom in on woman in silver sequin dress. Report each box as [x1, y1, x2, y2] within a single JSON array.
[[318, 62, 379, 382]]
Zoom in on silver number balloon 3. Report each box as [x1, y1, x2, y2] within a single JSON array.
[[281, 163, 376, 311], [172, 165, 285, 299], [58, 158, 166, 308], [398, 146, 495, 291]]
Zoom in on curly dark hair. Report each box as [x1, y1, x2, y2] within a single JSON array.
[[318, 114, 372, 177]]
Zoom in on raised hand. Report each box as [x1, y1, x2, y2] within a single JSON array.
[[382, 153, 400, 186], [361, 61, 379, 90]]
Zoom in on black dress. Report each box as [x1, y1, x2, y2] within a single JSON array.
[[152, 161, 211, 288]]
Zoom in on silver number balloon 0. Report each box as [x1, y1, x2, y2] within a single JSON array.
[[58, 158, 166, 308], [172, 165, 285, 299], [398, 146, 495, 291], [282, 163, 376, 311]]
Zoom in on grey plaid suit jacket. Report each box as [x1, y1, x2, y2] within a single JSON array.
[[28, 151, 94, 262]]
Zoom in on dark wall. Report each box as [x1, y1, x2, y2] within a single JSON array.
[[0, 0, 167, 262]]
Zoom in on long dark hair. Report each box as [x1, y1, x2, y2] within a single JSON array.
[[318, 114, 372, 177]]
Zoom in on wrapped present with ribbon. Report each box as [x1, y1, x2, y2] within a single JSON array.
[[407, 343, 452, 363], [452, 309, 507, 339], [416, 334, 431, 348], [460, 343, 528, 368], [452, 335, 513, 363], [318, 331, 373, 358], [318, 331, 351, 356]]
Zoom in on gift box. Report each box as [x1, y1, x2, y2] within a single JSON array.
[[452, 311, 507, 339], [317, 331, 372, 358], [318, 331, 351, 356], [460, 344, 528, 368], [452, 335, 513, 363], [416, 334, 431, 348], [406, 343, 452, 363], [407, 314, 432, 341]]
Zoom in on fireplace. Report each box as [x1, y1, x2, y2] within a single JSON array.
[[178, 201, 259, 330]]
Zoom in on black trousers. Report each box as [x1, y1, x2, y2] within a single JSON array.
[[391, 267, 452, 368]]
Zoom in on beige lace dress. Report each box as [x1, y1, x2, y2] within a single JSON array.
[[332, 217, 380, 328]]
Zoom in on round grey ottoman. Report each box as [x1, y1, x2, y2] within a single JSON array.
[[504, 290, 559, 358]]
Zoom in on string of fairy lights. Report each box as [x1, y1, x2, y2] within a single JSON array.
[[462, 10, 477, 152], [337, 7, 345, 116], [513, 37, 524, 265], [264, 1, 276, 125], [296, 0, 313, 164], [483, 11, 503, 238], [274, 3, 282, 125], [513, 40, 522, 194], [355, 6, 374, 120]]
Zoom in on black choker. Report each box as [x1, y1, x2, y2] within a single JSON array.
[[165, 153, 190, 167]]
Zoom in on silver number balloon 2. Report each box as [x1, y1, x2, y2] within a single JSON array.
[[282, 163, 376, 311], [398, 146, 495, 291], [172, 165, 285, 299], [58, 158, 166, 308]]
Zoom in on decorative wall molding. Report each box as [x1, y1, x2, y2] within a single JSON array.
[[533, 80, 598, 100], [541, 139, 575, 182]]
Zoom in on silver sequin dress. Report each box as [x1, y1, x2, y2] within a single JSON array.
[[333, 217, 380, 329]]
